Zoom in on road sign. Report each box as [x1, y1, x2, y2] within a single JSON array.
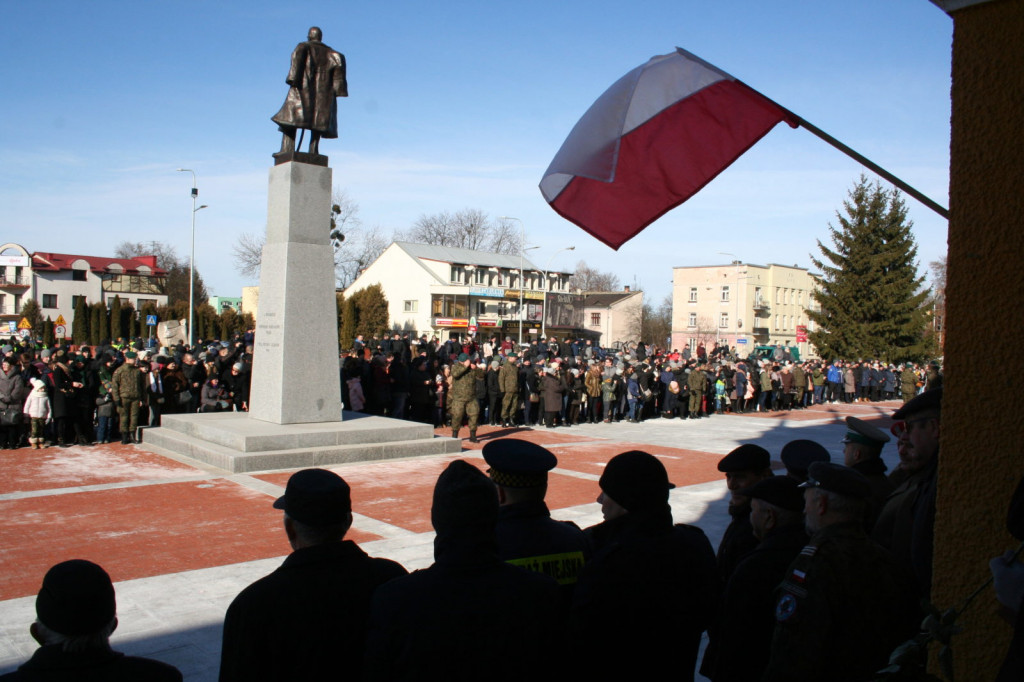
[[468, 325, 478, 334], [19, 329, 29, 339], [736, 338, 748, 344], [6, 321, 15, 334], [146, 315, 158, 326], [54, 314, 67, 326], [17, 318, 31, 330], [54, 325, 67, 338]]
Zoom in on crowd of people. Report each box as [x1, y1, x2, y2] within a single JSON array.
[[14, 383, 1013, 681]]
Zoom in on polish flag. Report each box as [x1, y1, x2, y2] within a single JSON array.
[[540, 48, 799, 249]]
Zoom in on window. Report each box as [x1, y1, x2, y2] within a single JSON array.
[[688, 313, 697, 328], [473, 269, 487, 285], [476, 301, 487, 316], [403, 300, 418, 313], [775, 314, 779, 330], [776, 288, 782, 304], [71, 295, 88, 310], [42, 294, 57, 309], [590, 312, 601, 327], [72, 269, 87, 281], [689, 287, 698, 303], [450, 265, 465, 284], [498, 302, 508, 317], [721, 285, 730, 302], [720, 313, 729, 329]]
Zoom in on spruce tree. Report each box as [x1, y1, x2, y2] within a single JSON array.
[[807, 176, 931, 363], [72, 298, 89, 345], [109, 296, 123, 341], [351, 284, 389, 340], [95, 302, 110, 344], [339, 295, 357, 349], [89, 303, 102, 346]]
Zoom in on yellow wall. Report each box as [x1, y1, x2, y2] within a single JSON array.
[[937, 0, 1024, 677]]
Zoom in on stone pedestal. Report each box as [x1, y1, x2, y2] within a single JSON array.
[[249, 161, 343, 424]]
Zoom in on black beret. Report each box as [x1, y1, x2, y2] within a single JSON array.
[[36, 560, 116, 636], [599, 450, 675, 513], [842, 416, 890, 448], [432, 459, 498, 532], [892, 386, 942, 420], [273, 468, 352, 526], [801, 462, 872, 500], [739, 476, 805, 512], [718, 444, 771, 473], [780, 440, 831, 479], [482, 438, 557, 488]]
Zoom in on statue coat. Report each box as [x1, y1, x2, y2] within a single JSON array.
[[272, 40, 347, 138]]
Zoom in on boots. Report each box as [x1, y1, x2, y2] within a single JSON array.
[[468, 430, 479, 444], [121, 432, 131, 445], [451, 429, 459, 439]]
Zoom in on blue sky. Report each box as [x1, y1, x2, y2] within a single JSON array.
[[0, 1, 952, 306]]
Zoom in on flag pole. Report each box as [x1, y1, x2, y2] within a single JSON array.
[[791, 115, 949, 220]]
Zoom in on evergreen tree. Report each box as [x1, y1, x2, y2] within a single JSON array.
[[339, 295, 357, 349], [89, 303, 102, 346], [94, 302, 110, 344], [351, 284, 389, 339], [807, 176, 931, 363], [42, 317, 54, 346], [20, 299, 43, 336], [109, 296, 123, 340], [72, 298, 90, 345]]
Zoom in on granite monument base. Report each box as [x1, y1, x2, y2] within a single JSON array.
[[143, 411, 462, 473]]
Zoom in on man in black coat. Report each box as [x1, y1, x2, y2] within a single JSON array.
[[483, 439, 590, 604], [715, 444, 774, 582], [701, 477, 808, 681], [573, 451, 719, 681], [1, 560, 182, 681], [219, 469, 407, 682], [364, 460, 560, 682]]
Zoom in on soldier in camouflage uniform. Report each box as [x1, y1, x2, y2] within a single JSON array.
[[764, 462, 918, 682], [450, 353, 484, 443], [498, 354, 520, 427], [110, 352, 146, 445], [687, 361, 707, 419], [900, 363, 918, 403]]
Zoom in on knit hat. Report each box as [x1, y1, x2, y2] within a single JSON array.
[[35, 560, 116, 636], [599, 450, 674, 513]]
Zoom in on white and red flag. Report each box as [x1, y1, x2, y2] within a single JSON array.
[[539, 47, 799, 249]]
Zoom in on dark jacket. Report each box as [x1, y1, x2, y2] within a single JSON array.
[[220, 540, 407, 682], [1, 645, 181, 682]]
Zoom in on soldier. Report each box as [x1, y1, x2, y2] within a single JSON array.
[[497, 354, 520, 427], [900, 362, 918, 403], [687, 360, 707, 419], [449, 353, 483, 443], [780, 439, 830, 485], [702, 477, 808, 682], [483, 438, 589, 604], [764, 462, 919, 681], [715, 444, 774, 582], [791, 362, 807, 408], [841, 416, 894, 530], [110, 351, 145, 445]]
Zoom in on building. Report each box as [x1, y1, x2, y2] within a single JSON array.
[[343, 241, 576, 340], [581, 288, 643, 348], [0, 243, 169, 336], [209, 296, 243, 313], [671, 262, 821, 358]]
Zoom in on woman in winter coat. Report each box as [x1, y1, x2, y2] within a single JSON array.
[[0, 357, 27, 449], [540, 366, 565, 428], [22, 378, 51, 449]]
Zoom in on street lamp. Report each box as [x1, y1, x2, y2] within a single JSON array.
[[541, 246, 576, 340], [499, 216, 536, 346], [176, 168, 207, 347]]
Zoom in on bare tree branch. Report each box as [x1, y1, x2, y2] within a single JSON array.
[[568, 260, 621, 292], [400, 208, 522, 254]]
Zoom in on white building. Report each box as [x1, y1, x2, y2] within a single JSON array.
[[580, 289, 643, 348], [0, 243, 169, 336], [343, 241, 576, 340]]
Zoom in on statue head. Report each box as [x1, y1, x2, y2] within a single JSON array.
[[308, 26, 322, 42]]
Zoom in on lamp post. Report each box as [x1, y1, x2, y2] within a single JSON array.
[[541, 246, 576, 340], [176, 169, 207, 347], [499, 216, 535, 346]]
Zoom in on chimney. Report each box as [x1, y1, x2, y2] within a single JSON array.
[[624, 285, 630, 292]]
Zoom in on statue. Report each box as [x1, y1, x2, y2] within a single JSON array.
[[272, 27, 348, 159]]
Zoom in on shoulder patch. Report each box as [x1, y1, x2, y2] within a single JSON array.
[[776, 593, 798, 622], [799, 544, 817, 557]]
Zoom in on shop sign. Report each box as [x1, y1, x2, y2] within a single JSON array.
[[434, 318, 468, 328]]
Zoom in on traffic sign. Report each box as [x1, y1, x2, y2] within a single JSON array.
[[17, 318, 31, 330], [6, 321, 15, 334], [54, 325, 67, 338], [55, 314, 67, 326], [19, 329, 29, 339], [736, 338, 748, 344], [146, 315, 158, 326]]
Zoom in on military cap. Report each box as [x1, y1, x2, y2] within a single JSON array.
[[124, 351, 138, 359], [482, 438, 557, 488], [780, 440, 831, 480], [739, 476, 805, 512], [892, 386, 942, 420], [599, 450, 675, 513], [456, 352, 469, 362], [36, 560, 116, 636], [718, 444, 771, 473], [801, 462, 872, 500], [507, 353, 518, 359], [842, 416, 890, 449], [273, 468, 352, 526]]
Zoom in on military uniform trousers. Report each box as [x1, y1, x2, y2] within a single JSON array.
[[117, 400, 142, 435], [501, 392, 519, 422], [689, 389, 702, 415], [450, 398, 479, 433]]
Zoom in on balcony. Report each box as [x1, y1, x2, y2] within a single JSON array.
[[0, 276, 30, 289], [752, 297, 770, 314]]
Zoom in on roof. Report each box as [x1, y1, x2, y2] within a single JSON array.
[[394, 241, 561, 272], [583, 291, 640, 307], [31, 252, 167, 276]]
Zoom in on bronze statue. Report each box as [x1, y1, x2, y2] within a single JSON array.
[[272, 27, 348, 158]]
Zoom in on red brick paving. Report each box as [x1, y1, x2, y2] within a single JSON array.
[[0, 444, 203, 495], [0, 477, 381, 601]]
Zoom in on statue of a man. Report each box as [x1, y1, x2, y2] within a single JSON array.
[[272, 27, 348, 156]]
